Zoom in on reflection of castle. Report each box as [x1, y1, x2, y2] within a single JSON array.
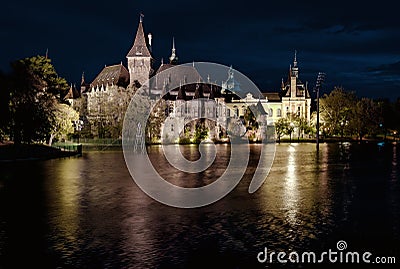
[[65, 15, 311, 140]]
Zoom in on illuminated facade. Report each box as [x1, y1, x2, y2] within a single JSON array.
[[66, 16, 312, 139]]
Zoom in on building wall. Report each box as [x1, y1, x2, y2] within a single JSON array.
[[82, 85, 136, 138], [127, 57, 152, 86]]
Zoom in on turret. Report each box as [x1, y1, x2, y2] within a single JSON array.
[[126, 14, 153, 86], [169, 37, 178, 65]]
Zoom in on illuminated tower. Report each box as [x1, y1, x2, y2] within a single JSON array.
[[126, 14, 153, 86]]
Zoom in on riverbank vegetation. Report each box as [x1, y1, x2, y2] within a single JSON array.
[[318, 87, 400, 142], [0, 56, 78, 146]]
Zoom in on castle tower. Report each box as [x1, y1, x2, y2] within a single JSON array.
[[281, 50, 312, 123], [290, 50, 298, 98], [126, 14, 153, 87]]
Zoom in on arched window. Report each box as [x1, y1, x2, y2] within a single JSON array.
[[233, 106, 239, 116], [277, 108, 282, 117], [269, 108, 273, 117]]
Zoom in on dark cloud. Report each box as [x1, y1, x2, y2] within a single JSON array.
[[368, 61, 400, 76]]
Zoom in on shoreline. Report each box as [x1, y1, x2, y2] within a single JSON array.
[[0, 143, 81, 163], [1, 137, 395, 162]]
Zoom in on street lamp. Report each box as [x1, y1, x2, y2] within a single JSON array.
[[314, 72, 326, 151]]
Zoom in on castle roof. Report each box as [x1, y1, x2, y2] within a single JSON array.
[[90, 64, 129, 88], [153, 63, 222, 100], [262, 92, 281, 102], [64, 84, 80, 99], [255, 100, 267, 115], [156, 63, 175, 74], [126, 17, 152, 58]]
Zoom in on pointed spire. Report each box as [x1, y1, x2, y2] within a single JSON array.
[[194, 83, 204, 99], [126, 13, 151, 58], [177, 83, 186, 100], [81, 72, 85, 85], [292, 50, 299, 78], [161, 58, 164, 65], [209, 85, 215, 100], [281, 78, 284, 89], [229, 65, 234, 79], [169, 37, 178, 64]]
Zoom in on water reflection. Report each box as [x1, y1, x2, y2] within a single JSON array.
[[283, 144, 299, 226], [0, 143, 399, 268], [392, 143, 398, 181], [45, 158, 82, 257]]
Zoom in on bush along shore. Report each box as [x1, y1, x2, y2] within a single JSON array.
[[0, 143, 81, 162]]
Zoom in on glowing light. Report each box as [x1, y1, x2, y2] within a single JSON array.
[[283, 144, 299, 226]]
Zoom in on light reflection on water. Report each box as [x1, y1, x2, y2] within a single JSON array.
[[0, 143, 399, 268], [283, 144, 299, 226]]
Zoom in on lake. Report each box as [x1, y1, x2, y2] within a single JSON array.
[[0, 142, 399, 268]]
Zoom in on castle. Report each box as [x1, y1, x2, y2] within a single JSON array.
[[65, 15, 312, 141]]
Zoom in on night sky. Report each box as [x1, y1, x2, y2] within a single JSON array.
[[2, 0, 400, 100]]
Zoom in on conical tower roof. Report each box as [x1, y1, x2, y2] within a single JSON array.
[[127, 15, 152, 58]]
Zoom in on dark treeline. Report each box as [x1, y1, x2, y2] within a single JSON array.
[[0, 55, 78, 145], [319, 87, 400, 141]]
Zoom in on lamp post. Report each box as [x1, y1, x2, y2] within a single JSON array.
[[315, 72, 325, 151]]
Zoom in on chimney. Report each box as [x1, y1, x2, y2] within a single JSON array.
[[148, 33, 152, 52]]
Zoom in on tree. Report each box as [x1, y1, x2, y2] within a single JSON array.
[[379, 98, 400, 137], [319, 87, 356, 136], [48, 103, 79, 145], [8, 56, 69, 144], [146, 100, 167, 143], [0, 71, 11, 142], [350, 98, 382, 141], [244, 106, 258, 130], [275, 118, 289, 143]]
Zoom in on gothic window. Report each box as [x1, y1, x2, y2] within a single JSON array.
[[297, 106, 301, 116], [171, 124, 174, 132], [269, 108, 273, 117], [233, 106, 239, 116], [277, 108, 282, 117]]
